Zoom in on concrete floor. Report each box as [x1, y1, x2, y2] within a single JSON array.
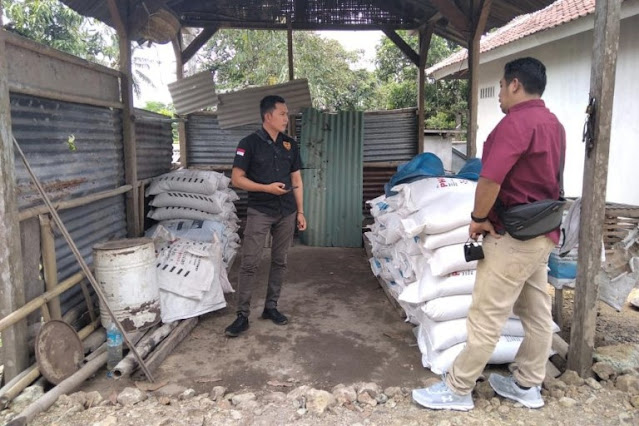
[[81, 244, 435, 396]]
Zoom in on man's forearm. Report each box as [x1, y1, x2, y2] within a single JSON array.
[[232, 174, 268, 193], [293, 185, 303, 211], [472, 177, 501, 218]]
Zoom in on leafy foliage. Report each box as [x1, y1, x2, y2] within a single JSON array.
[[375, 32, 468, 130], [196, 29, 379, 111]]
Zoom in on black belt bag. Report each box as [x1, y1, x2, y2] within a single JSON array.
[[498, 198, 566, 241]]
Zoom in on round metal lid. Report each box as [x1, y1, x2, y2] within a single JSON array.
[[35, 320, 84, 385]]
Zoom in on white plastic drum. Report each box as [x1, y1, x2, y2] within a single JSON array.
[[93, 238, 160, 332]]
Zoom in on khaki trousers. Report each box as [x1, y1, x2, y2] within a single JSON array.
[[446, 233, 555, 394]]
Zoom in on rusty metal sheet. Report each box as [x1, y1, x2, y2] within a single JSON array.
[[216, 79, 311, 129], [168, 70, 218, 115], [35, 320, 84, 384]]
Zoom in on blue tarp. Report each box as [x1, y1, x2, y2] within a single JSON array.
[[384, 153, 482, 196]]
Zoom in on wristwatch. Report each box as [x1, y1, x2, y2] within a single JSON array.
[[471, 213, 488, 223]]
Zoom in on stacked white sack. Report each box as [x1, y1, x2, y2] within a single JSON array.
[[366, 177, 558, 375], [150, 226, 232, 322], [146, 169, 241, 267]]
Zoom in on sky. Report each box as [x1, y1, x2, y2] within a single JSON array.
[[133, 30, 383, 107]]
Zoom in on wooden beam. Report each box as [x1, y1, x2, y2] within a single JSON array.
[[381, 28, 419, 67], [0, 30, 29, 382], [287, 19, 294, 81], [172, 34, 189, 168], [181, 26, 218, 64], [39, 215, 62, 320], [417, 24, 435, 154], [109, 2, 141, 237], [466, 0, 493, 158], [568, 0, 622, 377], [429, 0, 471, 33]]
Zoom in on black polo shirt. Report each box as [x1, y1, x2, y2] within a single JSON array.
[[233, 127, 301, 217]]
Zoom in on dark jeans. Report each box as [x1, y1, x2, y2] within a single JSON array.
[[236, 207, 296, 316]]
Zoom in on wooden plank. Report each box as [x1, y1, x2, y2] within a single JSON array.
[[381, 28, 419, 67], [109, 3, 141, 237], [568, 0, 622, 377], [552, 288, 563, 331], [0, 30, 29, 382], [428, 0, 471, 33], [417, 24, 434, 154], [466, 0, 493, 159]]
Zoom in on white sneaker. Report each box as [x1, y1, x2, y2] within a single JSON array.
[[412, 380, 474, 411], [488, 373, 544, 408]]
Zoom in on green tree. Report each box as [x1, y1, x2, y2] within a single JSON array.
[[375, 32, 468, 130], [2, 0, 117, 64], [2, 0, 155, 98], [196, 29, 379, 111]]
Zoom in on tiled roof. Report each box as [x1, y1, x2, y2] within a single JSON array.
[[427, 0, 595, 76]]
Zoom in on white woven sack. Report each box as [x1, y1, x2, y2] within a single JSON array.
[[421, 226, 469, 251], [150, 191, 225, 214], [146, 219, 226, 243], [147, 170, 225, 195], [148, 206, 236, 223], [393, 178, 476, 213], [422, 295, 473, 322], [428, 243, 477, 277], [155, 239, 215, 300], [377, 213, 406, 245], [399, 266, 476, 304], [421, 316, 526, 352], [417, 325, 525, 374], [401, 198, 472, 236]]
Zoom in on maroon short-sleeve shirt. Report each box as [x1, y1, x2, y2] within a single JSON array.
[[481, 99, 565, 244]]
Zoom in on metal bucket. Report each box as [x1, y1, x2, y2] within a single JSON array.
[[93, 238, 160, 332]]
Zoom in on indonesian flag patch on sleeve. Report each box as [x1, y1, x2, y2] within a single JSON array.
[[236, 148, 246, 156]]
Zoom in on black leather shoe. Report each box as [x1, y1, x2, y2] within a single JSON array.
[[261, 308, 289, 325], [225, 314, 249, 337]]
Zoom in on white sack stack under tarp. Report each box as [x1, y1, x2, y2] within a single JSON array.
[[365, 176, 559, 374], [145, 169, 241, 267]]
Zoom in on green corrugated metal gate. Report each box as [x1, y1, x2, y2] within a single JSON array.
[[300, 108, 363, 247]]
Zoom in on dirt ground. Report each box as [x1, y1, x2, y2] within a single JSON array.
[[79, 244, 433, 397], [9, 244, 639, 425]]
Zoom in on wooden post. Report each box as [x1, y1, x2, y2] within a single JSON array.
[[0, 30, 29, 382], [467, 0, 493, 158], [172, 34, 189, 168], [39, 214, 62, 320], [568, 0, 622, 377], [287, 19, 296, 137], [417, 25, 434, 154], [108, 0, 140, 237]]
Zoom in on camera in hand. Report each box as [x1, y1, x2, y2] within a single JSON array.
[[464, 241, 485, 262]]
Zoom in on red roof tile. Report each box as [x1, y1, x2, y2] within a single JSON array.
[[427, 0, 595, 76]]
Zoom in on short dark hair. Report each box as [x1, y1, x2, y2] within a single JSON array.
[[260, 95, 286, 121], [504, 57, 547, 96]]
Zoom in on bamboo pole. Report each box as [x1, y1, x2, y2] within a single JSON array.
[[113, 322, 178, 378], [12, 136, 154, 382], [7, 349, 109, 425], [19, 185, 132, 222], [38, 214, 62, 319], [0, 272, 85, 334]]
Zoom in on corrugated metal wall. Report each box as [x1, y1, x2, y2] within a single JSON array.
[[186, 112, 258, 166], [11, 93, 127, 322], [363, 167, 396, 221], [10, 93, 124, 209], [300, 108, 363, 247], [363, 108, 417, 162], [135, 109, 174, 180]]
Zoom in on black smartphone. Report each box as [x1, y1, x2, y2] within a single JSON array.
[[284, 185, 299, 191]]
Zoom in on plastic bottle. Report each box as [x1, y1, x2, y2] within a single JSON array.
[[106, 321, 123, 375]]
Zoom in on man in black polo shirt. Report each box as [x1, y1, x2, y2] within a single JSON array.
[[225, 95, 307, 337]]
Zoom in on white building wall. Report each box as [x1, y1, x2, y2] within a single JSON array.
[[474, 14, 639, 205]]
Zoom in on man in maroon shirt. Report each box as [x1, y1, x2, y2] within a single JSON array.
[[413, 57, 565, 411]]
